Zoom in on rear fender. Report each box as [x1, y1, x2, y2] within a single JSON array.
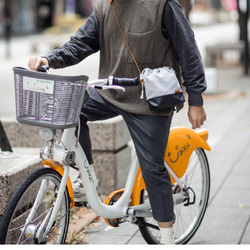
[[165, 127, 211, 184]]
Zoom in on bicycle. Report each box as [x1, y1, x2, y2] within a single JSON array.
[[0, 67, 211, 244]]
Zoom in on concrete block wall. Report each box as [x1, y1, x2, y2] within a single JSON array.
[[0, 156, 42, 220], [1, 119, 43, 148], [2, 116, 131, 153]]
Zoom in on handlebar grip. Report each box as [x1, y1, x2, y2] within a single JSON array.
[[38, 65, 49, 72], [112, 77, 140, 86]]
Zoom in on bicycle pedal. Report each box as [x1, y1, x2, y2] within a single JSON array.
[[75, 201, 88, 208]]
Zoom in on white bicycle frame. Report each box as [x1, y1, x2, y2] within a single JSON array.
[[39, 126, 186, 238]]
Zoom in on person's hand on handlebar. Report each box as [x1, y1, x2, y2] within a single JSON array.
[[28, 57, 49, 71]]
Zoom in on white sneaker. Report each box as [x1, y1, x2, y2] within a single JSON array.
[[72, 174, 102, 204], [72, 175, 87, 203]]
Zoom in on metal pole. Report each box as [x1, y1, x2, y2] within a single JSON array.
[[0, 121, 13, 152], [4, 0, 12, 58], [244, 0, 249, 75]]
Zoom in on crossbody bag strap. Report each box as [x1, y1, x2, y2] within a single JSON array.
[[110, 0, 142, 75], [110, 0, 173, 71]]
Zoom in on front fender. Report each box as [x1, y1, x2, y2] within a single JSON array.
[[165, 127, 211, 184], [43, 160, 75, 207]]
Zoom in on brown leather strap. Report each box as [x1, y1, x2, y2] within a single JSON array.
[[170, 46, 173, 68], [111, 0, 142, 74]]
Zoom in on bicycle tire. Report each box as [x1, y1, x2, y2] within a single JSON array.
[[138, 148, 210, 244], [0, 168, 70, 244]]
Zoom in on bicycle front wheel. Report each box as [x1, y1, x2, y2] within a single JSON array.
[[138, 148, 210, 244], [0, 168, 70, 244]]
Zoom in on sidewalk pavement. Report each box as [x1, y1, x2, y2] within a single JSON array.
[[0, 21, 250, 244]]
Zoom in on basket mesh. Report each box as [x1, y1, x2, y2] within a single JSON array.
[[13, 67, 88, 129]]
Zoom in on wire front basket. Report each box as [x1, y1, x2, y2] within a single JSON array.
[[13, 67, 88, 129]]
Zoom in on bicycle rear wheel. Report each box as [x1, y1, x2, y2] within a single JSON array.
[[0, 168, 70, 244], [138, 148, 210, 244]]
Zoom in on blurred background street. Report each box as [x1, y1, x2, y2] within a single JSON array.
[[0, 0, 250, 245], [0, 0, 249, 119]]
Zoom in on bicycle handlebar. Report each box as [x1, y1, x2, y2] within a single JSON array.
[[88, 76, 140, 92], [38, 65, 50, 73], [37, 66, 141, 92], [112, 76, 141, 86]]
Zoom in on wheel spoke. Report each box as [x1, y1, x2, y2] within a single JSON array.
[[0, 168, 70, 244]]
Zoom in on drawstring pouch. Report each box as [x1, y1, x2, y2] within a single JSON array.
[[141, 66, 185, 111]]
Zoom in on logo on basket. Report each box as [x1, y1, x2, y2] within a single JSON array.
[[23, 76, 54, 94]]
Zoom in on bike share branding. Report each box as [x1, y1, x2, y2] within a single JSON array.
[[84, 160, 94, 183], [23, 76, 60, 121], [168, 134, 191, 163], [23, 76, 54, 94]]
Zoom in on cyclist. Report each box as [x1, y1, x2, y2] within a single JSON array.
[[28, 0, 207, 244]]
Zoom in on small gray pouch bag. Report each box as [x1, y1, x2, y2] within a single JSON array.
[[141, 66, 185, 111]]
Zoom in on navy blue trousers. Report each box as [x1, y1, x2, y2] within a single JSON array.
[[78, 90, 174, 222]]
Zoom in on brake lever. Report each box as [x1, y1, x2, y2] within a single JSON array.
[[102, 85, 125, 92], [87, 84, 125, 92]]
